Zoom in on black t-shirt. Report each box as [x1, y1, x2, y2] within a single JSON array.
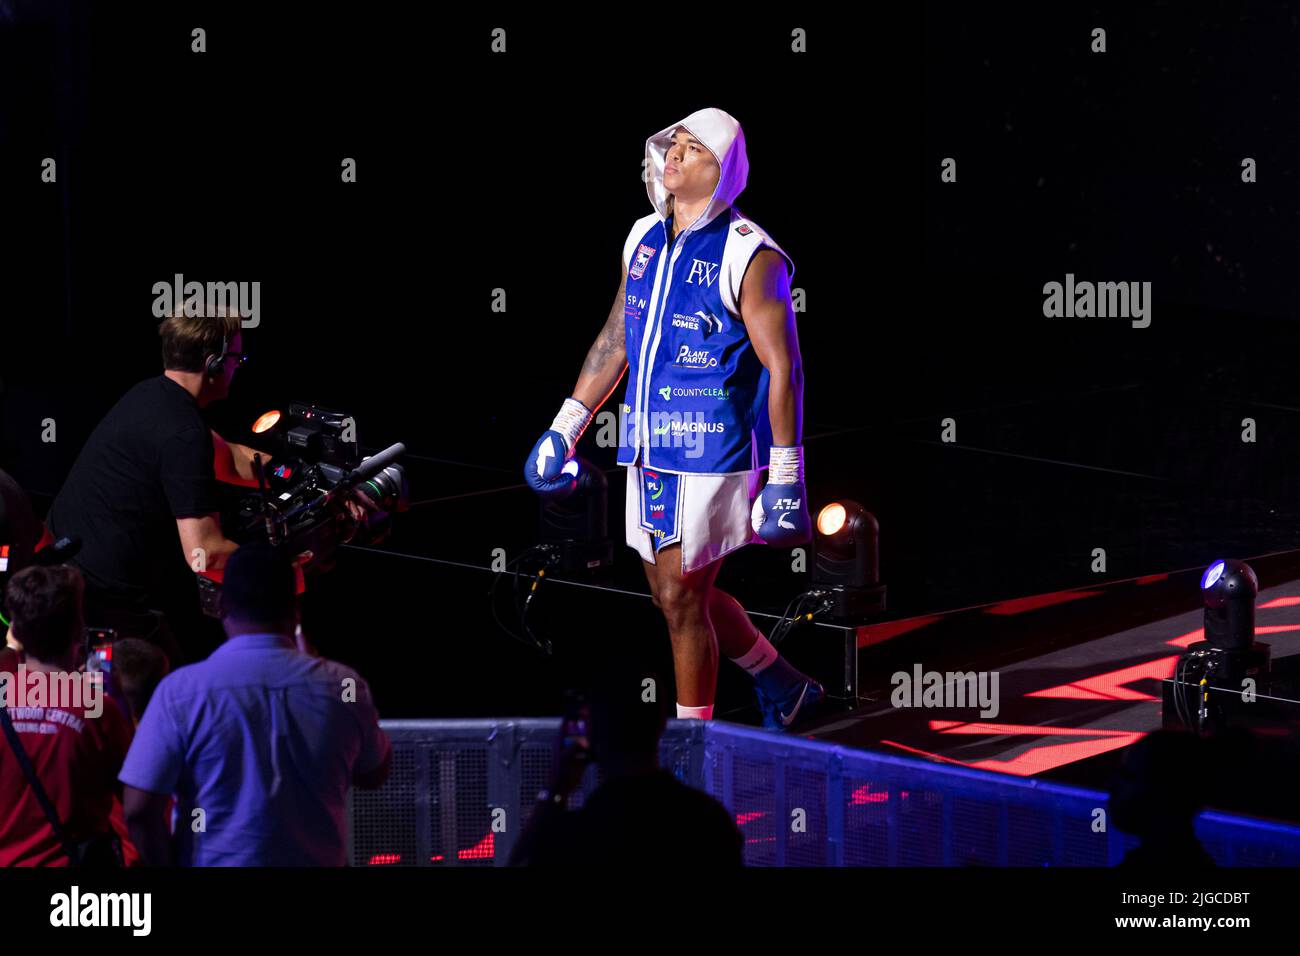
[[47, 376, 219, 610], [526, 769, 745, 866]]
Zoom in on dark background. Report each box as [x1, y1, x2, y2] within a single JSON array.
[[2, 2, 1299, 718]]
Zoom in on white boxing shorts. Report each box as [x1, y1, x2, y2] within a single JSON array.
[[625, 464, 762, 575]]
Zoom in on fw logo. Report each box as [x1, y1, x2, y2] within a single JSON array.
[[684, 259, 719, 287]]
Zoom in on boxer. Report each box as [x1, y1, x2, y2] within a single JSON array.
[[527, 108, 822, 729]]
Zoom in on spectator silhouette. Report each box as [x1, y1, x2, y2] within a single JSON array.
[[118, 543, 391, 865], [511, 663, 743, 866], [1109, 730, 1216, 868]]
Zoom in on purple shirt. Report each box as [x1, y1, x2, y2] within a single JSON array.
[[119, 633, 390, 866]]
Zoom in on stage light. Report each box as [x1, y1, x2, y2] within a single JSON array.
[[494, 457, 614, 656], [817, 502, 846, 536], [1201, 558, 1257, 652], [811, 499, 885, 619], [252, 410, 281, 434], [1172, 558, 1271, 735], [537, 456, 614, 574]]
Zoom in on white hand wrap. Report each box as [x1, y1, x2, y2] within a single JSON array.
[[549, 397, 594, 455], [768, 445, 804, 485]]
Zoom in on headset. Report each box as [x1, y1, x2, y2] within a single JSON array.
[[205, 330, 231, 378]]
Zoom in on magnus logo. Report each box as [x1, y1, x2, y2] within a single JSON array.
[[1042, 273, 1151, 328], [663, 419, 722, 435], [152, 274, 260, 328], [684, 259, 719, 287], [50, 886, 151, 936], [674, 345, 719, 369], [605, 408, 722, 459], [671, 310, 725, 335], [890, 665, 1000, 718]]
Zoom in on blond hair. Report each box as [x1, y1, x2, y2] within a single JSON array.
[[158, 306, 242, 372]]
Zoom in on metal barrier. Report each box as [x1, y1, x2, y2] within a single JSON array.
[[347, 719, 1300, 867]]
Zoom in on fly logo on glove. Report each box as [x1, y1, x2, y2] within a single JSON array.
[[751, 445, 811, 546], [524, 397, 591, 502]]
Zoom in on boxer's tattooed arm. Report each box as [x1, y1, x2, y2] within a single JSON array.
[[581, 311, 624, 377], [582, 272, 627, 376], [573, 265, 629, 408]]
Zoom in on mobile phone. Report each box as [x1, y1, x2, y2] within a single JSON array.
[[84, 628, 117, 674]]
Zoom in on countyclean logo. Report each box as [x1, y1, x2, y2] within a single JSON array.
[[671, 310, 725, 335], [657, 385, 731, 401], [674, 345, 719, 369]]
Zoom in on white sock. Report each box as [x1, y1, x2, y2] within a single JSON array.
[[676, 703, 714, 720], [730, 632, 779, 676]]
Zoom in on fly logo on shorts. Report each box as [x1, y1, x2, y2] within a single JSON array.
[[684, 259, 719, 287], [630, 244, 657, 280]]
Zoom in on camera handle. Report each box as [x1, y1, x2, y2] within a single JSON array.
[[252, 454, 286, 546]]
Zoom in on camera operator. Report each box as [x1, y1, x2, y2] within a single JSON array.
[[45, 309, 255, 665]]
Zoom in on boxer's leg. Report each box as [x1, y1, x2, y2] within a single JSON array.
[[711, 587, 814, 701], [645, 543, 722, 712], [641, 557, 661, 607], [708, 588, 764, 659], [648, 559, 755, 657]]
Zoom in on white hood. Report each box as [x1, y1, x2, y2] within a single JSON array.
[[645, 107, 748, 235]]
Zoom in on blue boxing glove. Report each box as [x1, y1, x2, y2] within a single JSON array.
[[751, 445, 811, 546], [525, 397, 593, 501]]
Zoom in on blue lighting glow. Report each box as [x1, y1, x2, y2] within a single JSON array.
[[1201, 560, 1226, 590]]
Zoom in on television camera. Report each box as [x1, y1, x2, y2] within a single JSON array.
[[198, 401, 409, 617]]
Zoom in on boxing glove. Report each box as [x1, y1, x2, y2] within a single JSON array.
[[751, 445, 812, 546], [525, 397, 593, 501]]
